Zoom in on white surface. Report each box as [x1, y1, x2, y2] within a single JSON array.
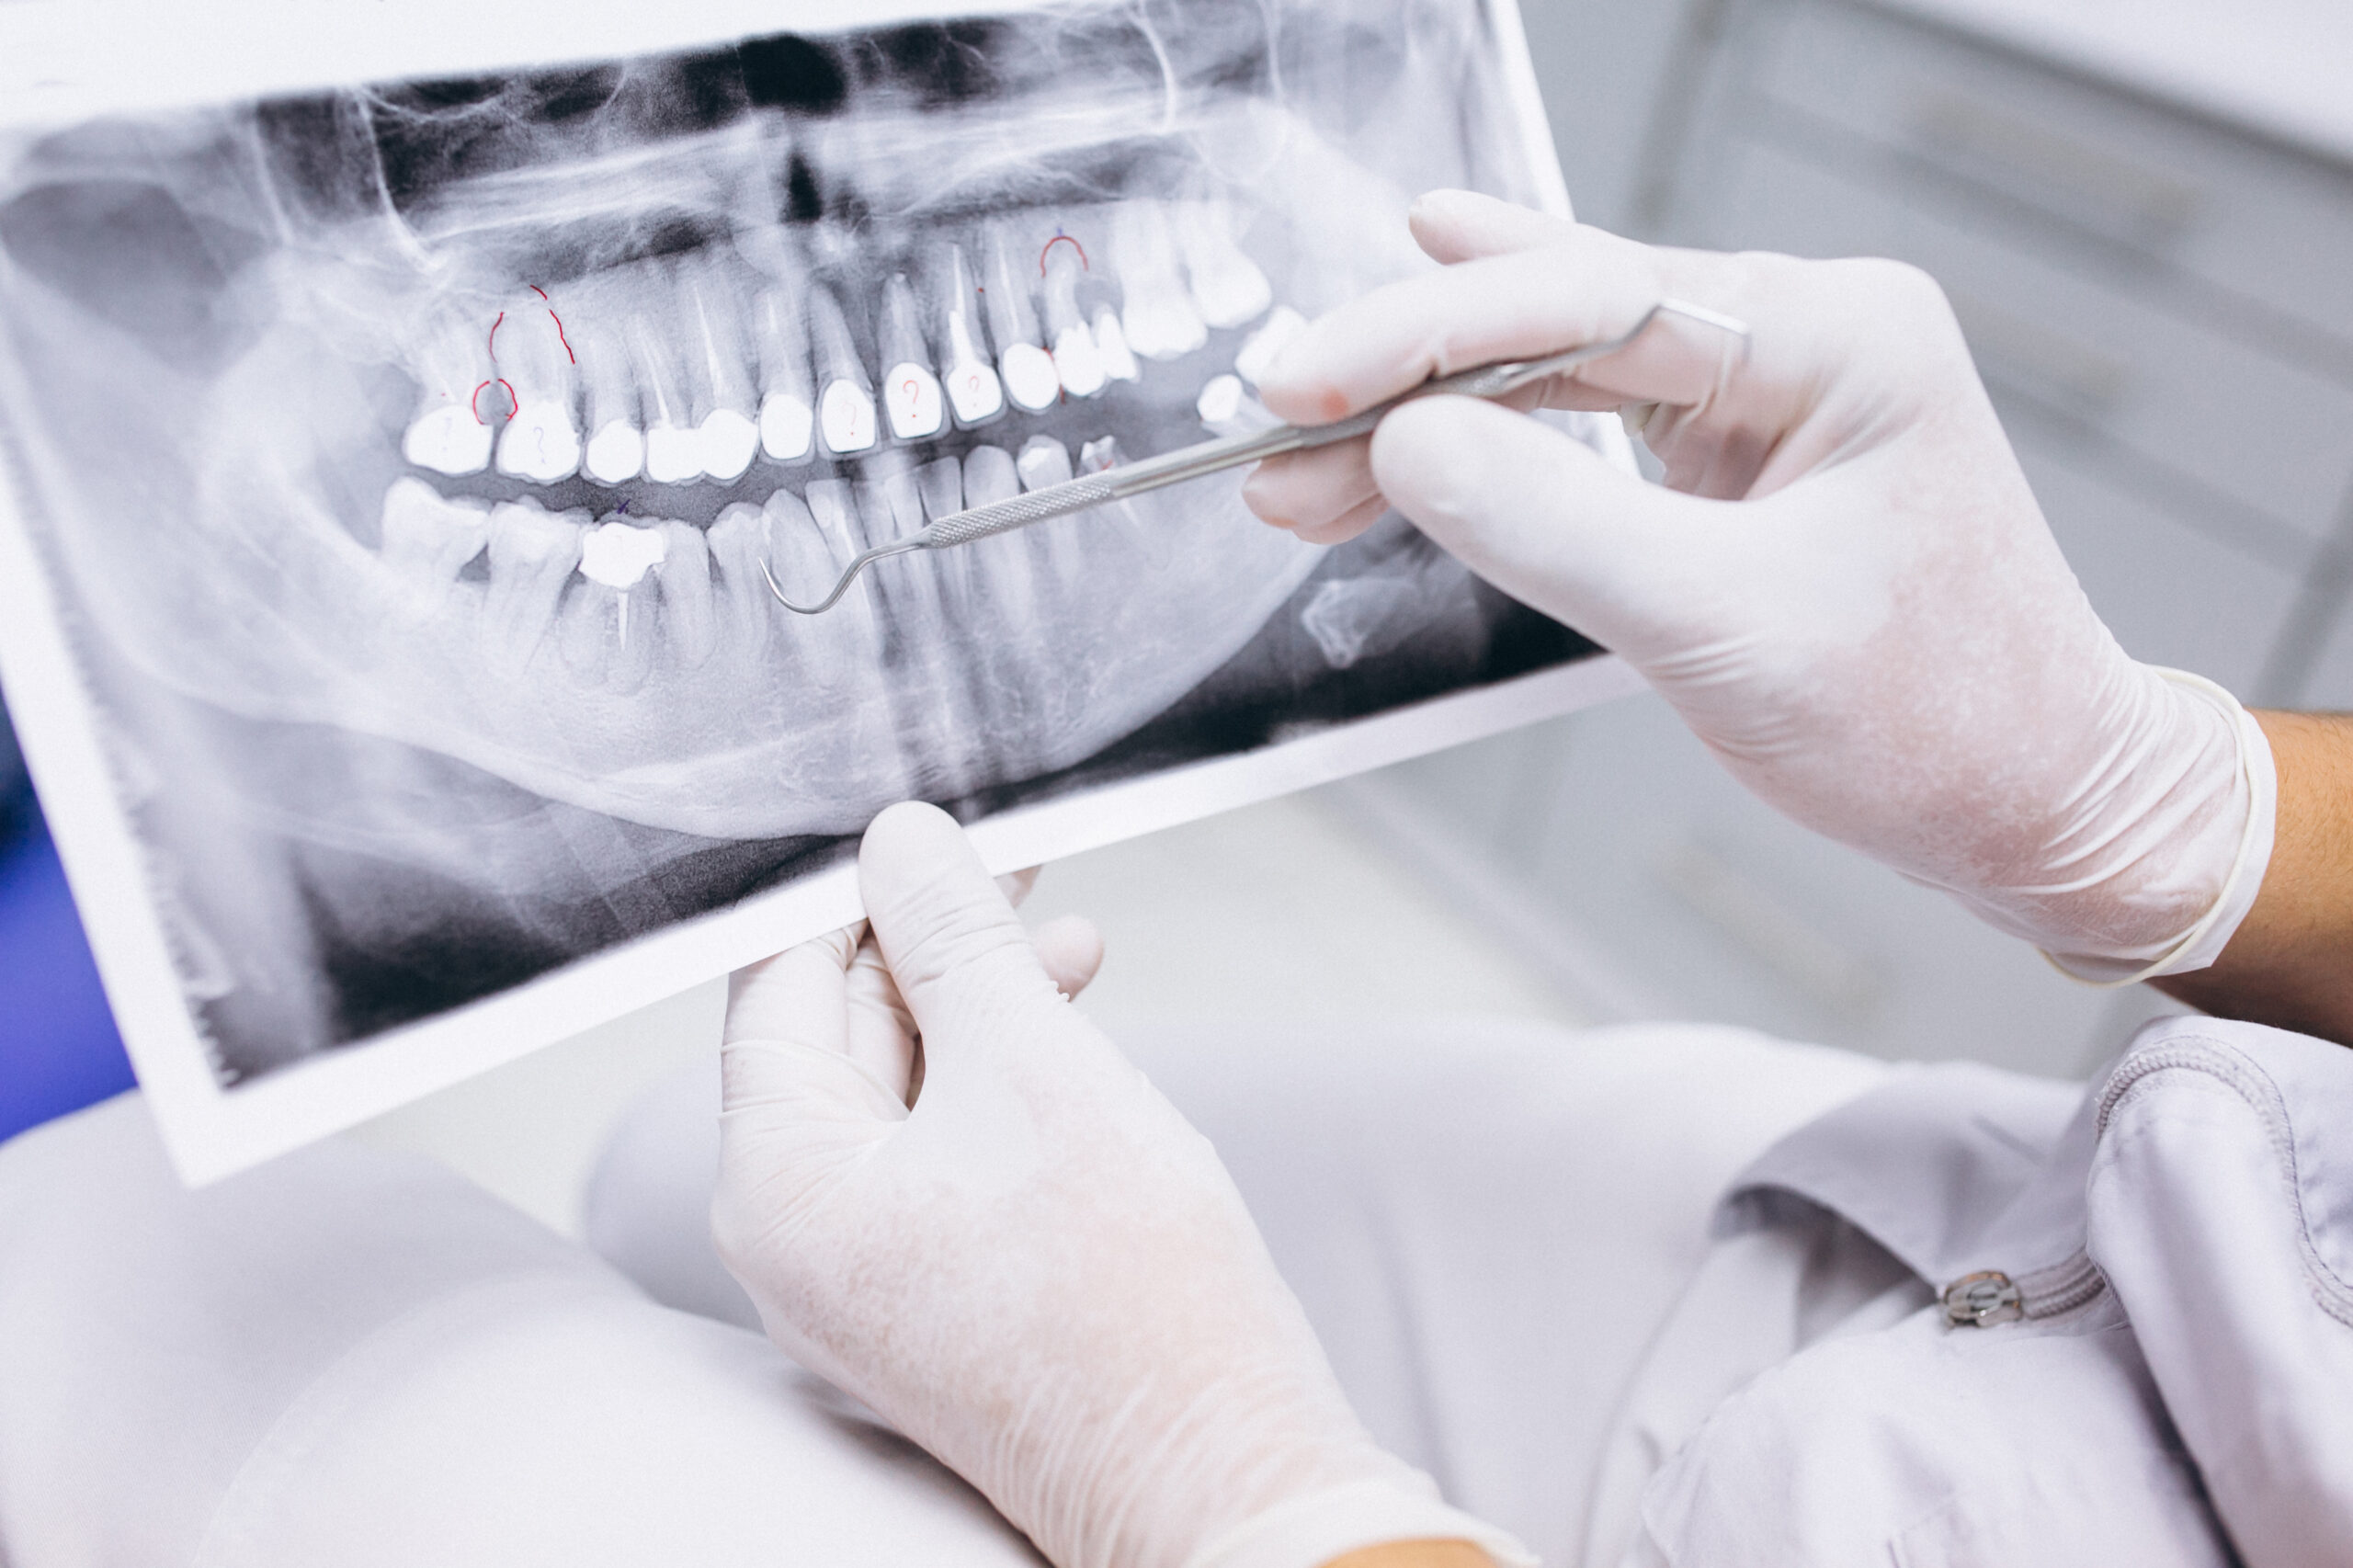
[[352, 789, 1586, 1235], [2, 1016, 1882, 1568], [1881, 0, 2353, 162]]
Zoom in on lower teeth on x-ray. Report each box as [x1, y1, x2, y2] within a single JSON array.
[[0, 0, 1597, 1078]]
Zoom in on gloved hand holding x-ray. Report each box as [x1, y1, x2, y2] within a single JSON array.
[[716, 802, 1532, 1568], [1246, 190, 2273, 979]]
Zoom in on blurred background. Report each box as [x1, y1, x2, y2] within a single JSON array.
[[6, 0, 2349, 1226]]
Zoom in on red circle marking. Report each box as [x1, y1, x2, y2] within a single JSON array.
[[471, 378, 517, 424], [1039, 233, 1088, 275]]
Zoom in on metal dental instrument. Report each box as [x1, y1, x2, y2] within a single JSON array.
[[765, 297, 1750, 615]]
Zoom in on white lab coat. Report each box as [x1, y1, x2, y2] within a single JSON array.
[[1617, 1016, 2353, 1568], [0, 1015, 2345, 1565]]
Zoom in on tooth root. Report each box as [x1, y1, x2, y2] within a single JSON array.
[[982, 227, 1042, 356], [561, 577, 658, 693], [1175, 198, 1273, 330], [492, 291, 583, 483], [1078, 437, 1172, 570], [793, 482, 889, 671], [378, 476, 488, 619], [483, 500, 584, 674], [808, 285, 878, 455], [1041, 244, 1106, 398], [403, 311, 497, 476], [801, 479, 870, 558], [677, 260, 761, 483], [876, 274, 947, 442], [1091, 306, 1141, 383], [914, 454, 977, 615], [764, 486, 841, 610], [1112, 201, 1208, 362], [751, 286, 816, 466], [1017, 435, 1075, 493], [655, 519, 718, 669], [985, 227, 1060, 413], [915, 454, 963, 521], [624, 283, 701, 484], [938, 244, 1005, 428], [776, 480, 884, 668], [851, 467, 956, 646], [576, 330, 644, 485], [706, 503, 774, 661], [961, 446, 1049, 619]]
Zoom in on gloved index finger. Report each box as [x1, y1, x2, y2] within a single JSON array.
[[725, 928, 858, 1053], [1255, 225, 1741, 428]]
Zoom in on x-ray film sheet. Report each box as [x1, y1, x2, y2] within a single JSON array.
[[0, 0, 1634, 1180]]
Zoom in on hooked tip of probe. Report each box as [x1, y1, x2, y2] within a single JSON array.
[[759, 553, 858, 616], [759, 540, 921, 615]]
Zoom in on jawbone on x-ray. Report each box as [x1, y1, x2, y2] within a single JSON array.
[[0, 0, 1608, 1167]]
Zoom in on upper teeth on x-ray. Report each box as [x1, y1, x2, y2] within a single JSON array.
[[0, 0, 1596, 1077]]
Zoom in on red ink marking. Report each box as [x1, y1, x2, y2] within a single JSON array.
[[529, 285, 577, 363], [471, 378, 517, 424], [487, 311, 505, 360], [1039, 233, 1088, 275]]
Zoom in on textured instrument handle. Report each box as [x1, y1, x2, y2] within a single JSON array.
[[922, 473, 1126, 548]]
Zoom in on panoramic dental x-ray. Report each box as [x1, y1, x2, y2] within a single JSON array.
[[0, 0, 1601, 1142]]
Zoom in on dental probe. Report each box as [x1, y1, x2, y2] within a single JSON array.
[[765, 298, 1750, 615]]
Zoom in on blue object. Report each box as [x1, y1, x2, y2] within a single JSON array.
[[0, 797, 138, 1144]]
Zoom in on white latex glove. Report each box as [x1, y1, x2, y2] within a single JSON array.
[[712, 802, 1529, 1568], [1245, 191, 2270, 979]]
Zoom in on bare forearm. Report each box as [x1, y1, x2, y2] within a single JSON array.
[[2155, 710, 2353, 1046], [1321, 1540, 1497, 1568]]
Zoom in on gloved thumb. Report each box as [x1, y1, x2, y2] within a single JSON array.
[[1370, 395, 1720, 660], [858, 801, 1063, 1070], [1406, 187, 1577, 264]]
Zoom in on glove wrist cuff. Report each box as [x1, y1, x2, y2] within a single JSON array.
[[2041, 668, 2275, 986], [1179, 1478, 1535, 1568]]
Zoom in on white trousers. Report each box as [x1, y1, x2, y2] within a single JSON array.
[[0, 1019, 1887, 1568]]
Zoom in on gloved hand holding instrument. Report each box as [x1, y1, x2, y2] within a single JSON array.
[[1245, 189, 2271, 982]]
